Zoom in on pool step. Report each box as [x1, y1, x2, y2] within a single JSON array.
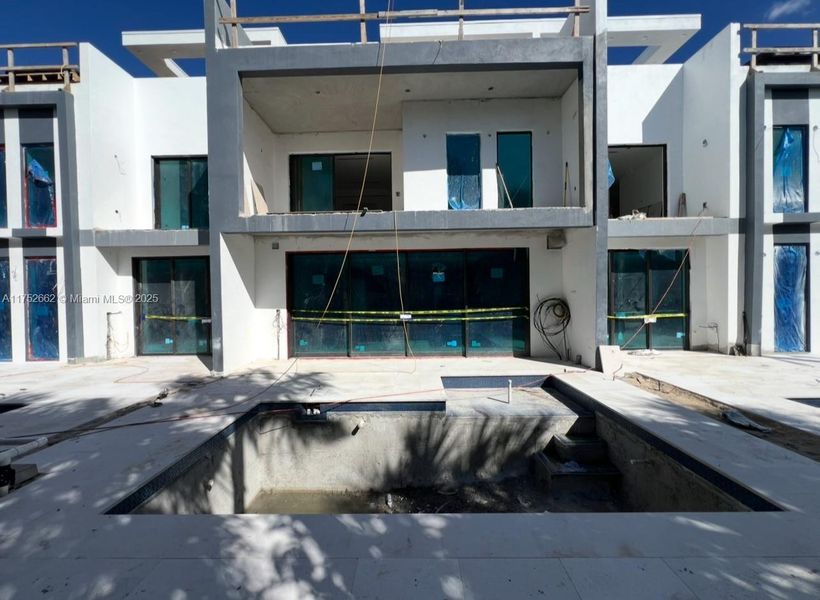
[[533, 451, 621, 491], [552, 434, 609, 464]]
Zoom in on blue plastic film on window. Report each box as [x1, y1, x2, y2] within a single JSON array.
[[774, 245, 807, 352], [607, 160, 616, 189], [447, 134, 481, 210], [0, 147, 7, 228], [773, 126, 806, 214], [25, 146, 56, 227], [26, 258, 58, 360], [0, 259, 11, 360]]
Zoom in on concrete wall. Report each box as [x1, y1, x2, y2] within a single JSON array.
[[561, 228, 598, 366], [608, 64, 683, 216], [682, 24, 744, 219], [402, 98, 567, 210]]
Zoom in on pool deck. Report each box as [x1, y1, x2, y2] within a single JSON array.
[[1, 355, 819, 599]]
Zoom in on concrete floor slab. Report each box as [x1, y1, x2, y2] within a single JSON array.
[[459, 558, 581, 599], [555, 371, 820, 514], [665, 556, 820, 600], [351, 558, 463, 600], [617, 351, 820, 438], [1, 357, 820, 598], [561, 557, 697, 600]]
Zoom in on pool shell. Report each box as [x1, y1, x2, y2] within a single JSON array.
[[106, 376, 781, 515]]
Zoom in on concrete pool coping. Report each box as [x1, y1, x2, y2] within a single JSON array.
[[1, 357, 819, 598]]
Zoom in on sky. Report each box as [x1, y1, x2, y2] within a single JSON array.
[[1, 0, 820, 76]]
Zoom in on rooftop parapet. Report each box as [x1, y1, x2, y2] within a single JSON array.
[[217, 0, 590, 48], [743, 23, 820, 70], [0, 42, 79, 91]]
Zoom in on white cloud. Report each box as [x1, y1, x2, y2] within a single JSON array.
[[766, 0, 812, 20]]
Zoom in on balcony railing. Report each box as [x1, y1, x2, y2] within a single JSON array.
[[0, 42, 79, 91], [219, 0, 590, 48], [742, 23, 820, 70]]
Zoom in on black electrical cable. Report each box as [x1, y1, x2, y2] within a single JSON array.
[[533, 297, 571, 361]]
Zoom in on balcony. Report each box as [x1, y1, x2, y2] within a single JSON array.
[[0, 43, 79, 91]]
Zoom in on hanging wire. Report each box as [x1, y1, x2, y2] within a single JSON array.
[[533, 297, 571, 361], [318, 0, 396, 328]]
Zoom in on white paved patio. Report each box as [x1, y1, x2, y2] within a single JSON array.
[[0, 356, 818, 599]]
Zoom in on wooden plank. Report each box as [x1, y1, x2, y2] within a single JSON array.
[[458, 0, 465, 41], [230, 0, 238, 47], [360, 0, 367, 43], [0, 65, 80, 72], [743, 47, 820, 54], [743, 23, 820, 30]]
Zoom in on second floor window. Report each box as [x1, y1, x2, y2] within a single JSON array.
[[24, 144, 56, 228], [0, 145, 7, 228], [773, 125, 807, 214], [154, 157, 209, 229]]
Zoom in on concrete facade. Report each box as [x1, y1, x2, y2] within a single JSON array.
[[0, 2, 816, 371]]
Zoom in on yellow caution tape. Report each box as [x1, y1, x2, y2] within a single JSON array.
[[607, 313, 687, 320], [292, 306, 528, 316], [145, 315, 211, 322], [293, 315, 529, 324]]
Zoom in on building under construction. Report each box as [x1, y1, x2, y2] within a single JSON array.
[[0, 1, 817, 372]]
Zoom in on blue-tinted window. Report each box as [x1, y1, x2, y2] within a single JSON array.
[[773, 126, 807, 214], [446, 134, 481, 210], [0, 258, 10, 360], [0, 146, 7, 228], [26, 257, 58, 360], [155, 158, 209, 229], [24, 144, 56, 228], [774, 244, 808, 352]]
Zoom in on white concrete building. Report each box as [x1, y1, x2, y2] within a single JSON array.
[[0, 1, 816, 371]]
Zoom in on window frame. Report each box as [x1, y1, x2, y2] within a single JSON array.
[[607, 144, 668, 218], [771, 125, 809, 214], [446, 133, 483, 210], [289, 152, 393, 213], [152, 156, 209, 230], [496, 131, 533, 209], [22, 143, 57, 229]]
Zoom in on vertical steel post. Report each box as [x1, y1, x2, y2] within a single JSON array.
[[458, 0, 465, 40], [751, 28, 758, 70], [813, 29, 819, 71], [61, 46, 70, 88]]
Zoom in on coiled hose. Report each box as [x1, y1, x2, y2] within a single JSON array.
[[533, 297, 571, 361]]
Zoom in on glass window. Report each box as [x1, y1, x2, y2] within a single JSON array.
[[349, 252, 406, 356], [136, 257, 211, 355], [25, 257, 58, 360], [608, 250, 689, 350], [290, 154, 392, 212], [774, 244, 808, 352], [0, 258, 10, 360], [497, 132, 533, 208], [773, 126, 807, 214], [447, 134, 481, 210], [24, 144, 56, 228], [288, 253, 349, 356], [0, 146, 7, 228], [465, 249, 529, 355], [288, 249, 530, 357], [154, 158, 209, 229]]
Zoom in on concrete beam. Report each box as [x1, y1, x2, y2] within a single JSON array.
[[81, 229, 210, 248], [608, 217, 744, 238]]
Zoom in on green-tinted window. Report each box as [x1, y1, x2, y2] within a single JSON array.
[[24, 144, 56, 227], [0, 146, 7, 228], [288, 253, 349, 356], [290, 154, 392, 212], [608, 250, 689, 350], [136, 257, 211, 355], [155, 158, 209, 229], [497, 132, 533, 208], [447, 134, 482, 210], [465, 249, 529, 354], [349, 252, 406, 356], [288, 249, 530, 357]]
